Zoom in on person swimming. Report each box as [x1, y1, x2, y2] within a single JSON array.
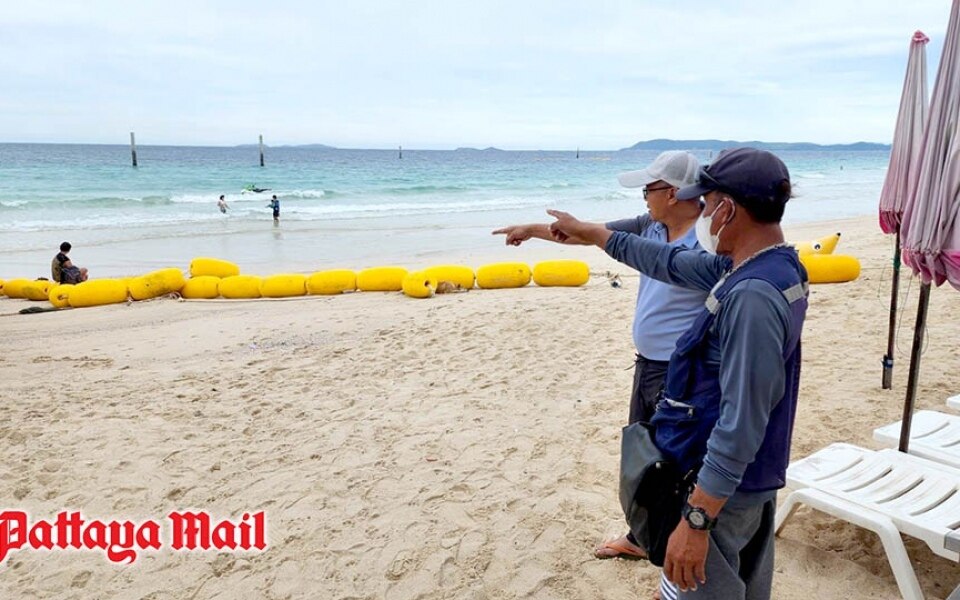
[[243, 184, 271, 193], [217, 195, 229, 213]]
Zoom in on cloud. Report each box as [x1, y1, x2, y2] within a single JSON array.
[[0, 0, 953, 147]]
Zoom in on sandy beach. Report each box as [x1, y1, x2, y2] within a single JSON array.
[[1, 214, 958, 599]]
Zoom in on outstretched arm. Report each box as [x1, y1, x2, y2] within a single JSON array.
[[492, 223, 590, 246], [548, 209, 728, 291]]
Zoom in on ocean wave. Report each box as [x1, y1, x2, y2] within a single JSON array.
[[283, 189, 328, 199], [380, 184, 470, 195]]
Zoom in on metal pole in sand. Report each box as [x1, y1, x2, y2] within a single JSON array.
[[130, 132, 138, 167], [259, 135, 265, 167]]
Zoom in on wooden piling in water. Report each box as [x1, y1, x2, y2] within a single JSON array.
[[259, 135, 265, 167], [130, 132, 138, 167]]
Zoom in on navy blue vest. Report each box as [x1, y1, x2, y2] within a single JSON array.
[[650, 246, 808, 493]]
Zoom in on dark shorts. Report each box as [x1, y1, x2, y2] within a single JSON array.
[[61, 266, 83, 284], [629, 353, 669, 425], [273, 210, 280, 218]]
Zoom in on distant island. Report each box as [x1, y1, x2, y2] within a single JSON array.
[[621, 139, 890, 152], [454, 147, 504, 152]]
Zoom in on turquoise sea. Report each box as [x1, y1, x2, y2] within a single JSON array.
[[0, 144, 890, 278]]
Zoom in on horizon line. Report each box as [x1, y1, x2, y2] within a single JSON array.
[[0, 139, 892, 152]]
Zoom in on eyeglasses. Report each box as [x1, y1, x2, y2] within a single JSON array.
[[642, 185, 673, 200]]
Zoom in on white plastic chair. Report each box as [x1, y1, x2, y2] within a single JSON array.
[[948, 394, 960, 411], [776, 443, 960, 600], [874, 410, 960, 469]]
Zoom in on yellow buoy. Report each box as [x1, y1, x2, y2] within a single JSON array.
[[3, 278, 32, 299], [533, 260, 590, 287], [260, 274, 307, 298], [424, 265, 475, 289], [800, 254, 861, 284], [128, 268, 186, 301], [48, 284, 73, 308], [219, 275, 262, 299], [306, 270, 357, 295], [69, 279, 129, 308], [794, 232, 841, 256], [357, 266, 408, 292], [181, 276, 221, 299], [189, 257, 240, 278], [401, 271, 438, 299], [476, 262, 532, 289], [22, 280, 53, 301], [0, 279, 4, 296]]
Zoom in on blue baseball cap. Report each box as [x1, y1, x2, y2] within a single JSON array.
[[676, 147, 791, 204]]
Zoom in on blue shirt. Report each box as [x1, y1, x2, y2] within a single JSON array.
[[606, 215, 708, 361], [604, 232, 792, 500]]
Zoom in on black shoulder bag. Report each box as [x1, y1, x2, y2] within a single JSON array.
[[618, 421, 695, 566]]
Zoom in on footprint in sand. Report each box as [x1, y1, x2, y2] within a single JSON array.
[[386, 550, 416, 580], [70, 570, 92, 588]]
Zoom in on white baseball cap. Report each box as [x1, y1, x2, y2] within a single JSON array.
[[618, 151, 700, 189]]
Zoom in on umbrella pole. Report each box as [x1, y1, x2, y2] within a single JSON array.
[[882, 230, 902, 389], [898, 282, 931, 453]]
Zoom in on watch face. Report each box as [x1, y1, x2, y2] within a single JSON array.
[[689, 511, 706, 528]]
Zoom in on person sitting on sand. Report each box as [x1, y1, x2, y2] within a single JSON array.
[[217, 195, 229, 214], [493, 150, 706, 561], [52, 242, 88, 284]]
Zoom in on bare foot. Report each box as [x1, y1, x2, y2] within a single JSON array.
[[594, 534, 648, 560]]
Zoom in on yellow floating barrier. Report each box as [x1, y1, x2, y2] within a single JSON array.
[[260, 274, 307, 298], [3, 278, 31, 299], [794, 232, 841, 256], [476, 262, 532, 289], [219, 275, 262, 299], [357, 266, 408, 292], [128, 268, 186, 301], [533, 260, 590, 287], [424, 265, 475, 289], [800, 254, 861, 284], [306, 270, 357, 295], [48, 284, 73, 308], [22, 280, 53, 301], [181, 276, 221, 299], [190, 257, 240, 278], [401, 271, 438, 299], [0, 279, 4, 296], [69, 279, 128, 308]]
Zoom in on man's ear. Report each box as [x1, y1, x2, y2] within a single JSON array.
[[665, 188, 679, 206]]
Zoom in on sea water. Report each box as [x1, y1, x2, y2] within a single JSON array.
[[0, 144, 889, 278]]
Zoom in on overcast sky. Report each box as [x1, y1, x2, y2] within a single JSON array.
[[1, 0, 953, 149]]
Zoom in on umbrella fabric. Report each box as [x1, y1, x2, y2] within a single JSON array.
[[879, 31, 929, 234], [902, 0, 960, 290]]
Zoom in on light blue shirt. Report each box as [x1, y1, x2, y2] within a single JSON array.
[[606, 215, 707, 361]]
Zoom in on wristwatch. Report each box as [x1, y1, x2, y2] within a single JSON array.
[[682, 503, 718, 531]]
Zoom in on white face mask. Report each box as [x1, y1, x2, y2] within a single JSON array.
[[695, 199, 733, 255]]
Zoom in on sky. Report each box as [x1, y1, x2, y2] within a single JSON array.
[[0, 0, 954, 149]]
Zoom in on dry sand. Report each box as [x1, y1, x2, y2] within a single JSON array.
[[1, 215, 958, 599]]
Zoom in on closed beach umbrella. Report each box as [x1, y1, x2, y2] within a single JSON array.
[[879, 31, 929, 389], [879, 31, 930, 235], [897, 0, 960, 451]]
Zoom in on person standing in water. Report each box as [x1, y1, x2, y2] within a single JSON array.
[[268, 195, 280, 222], [217, 195, 229, 214]]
